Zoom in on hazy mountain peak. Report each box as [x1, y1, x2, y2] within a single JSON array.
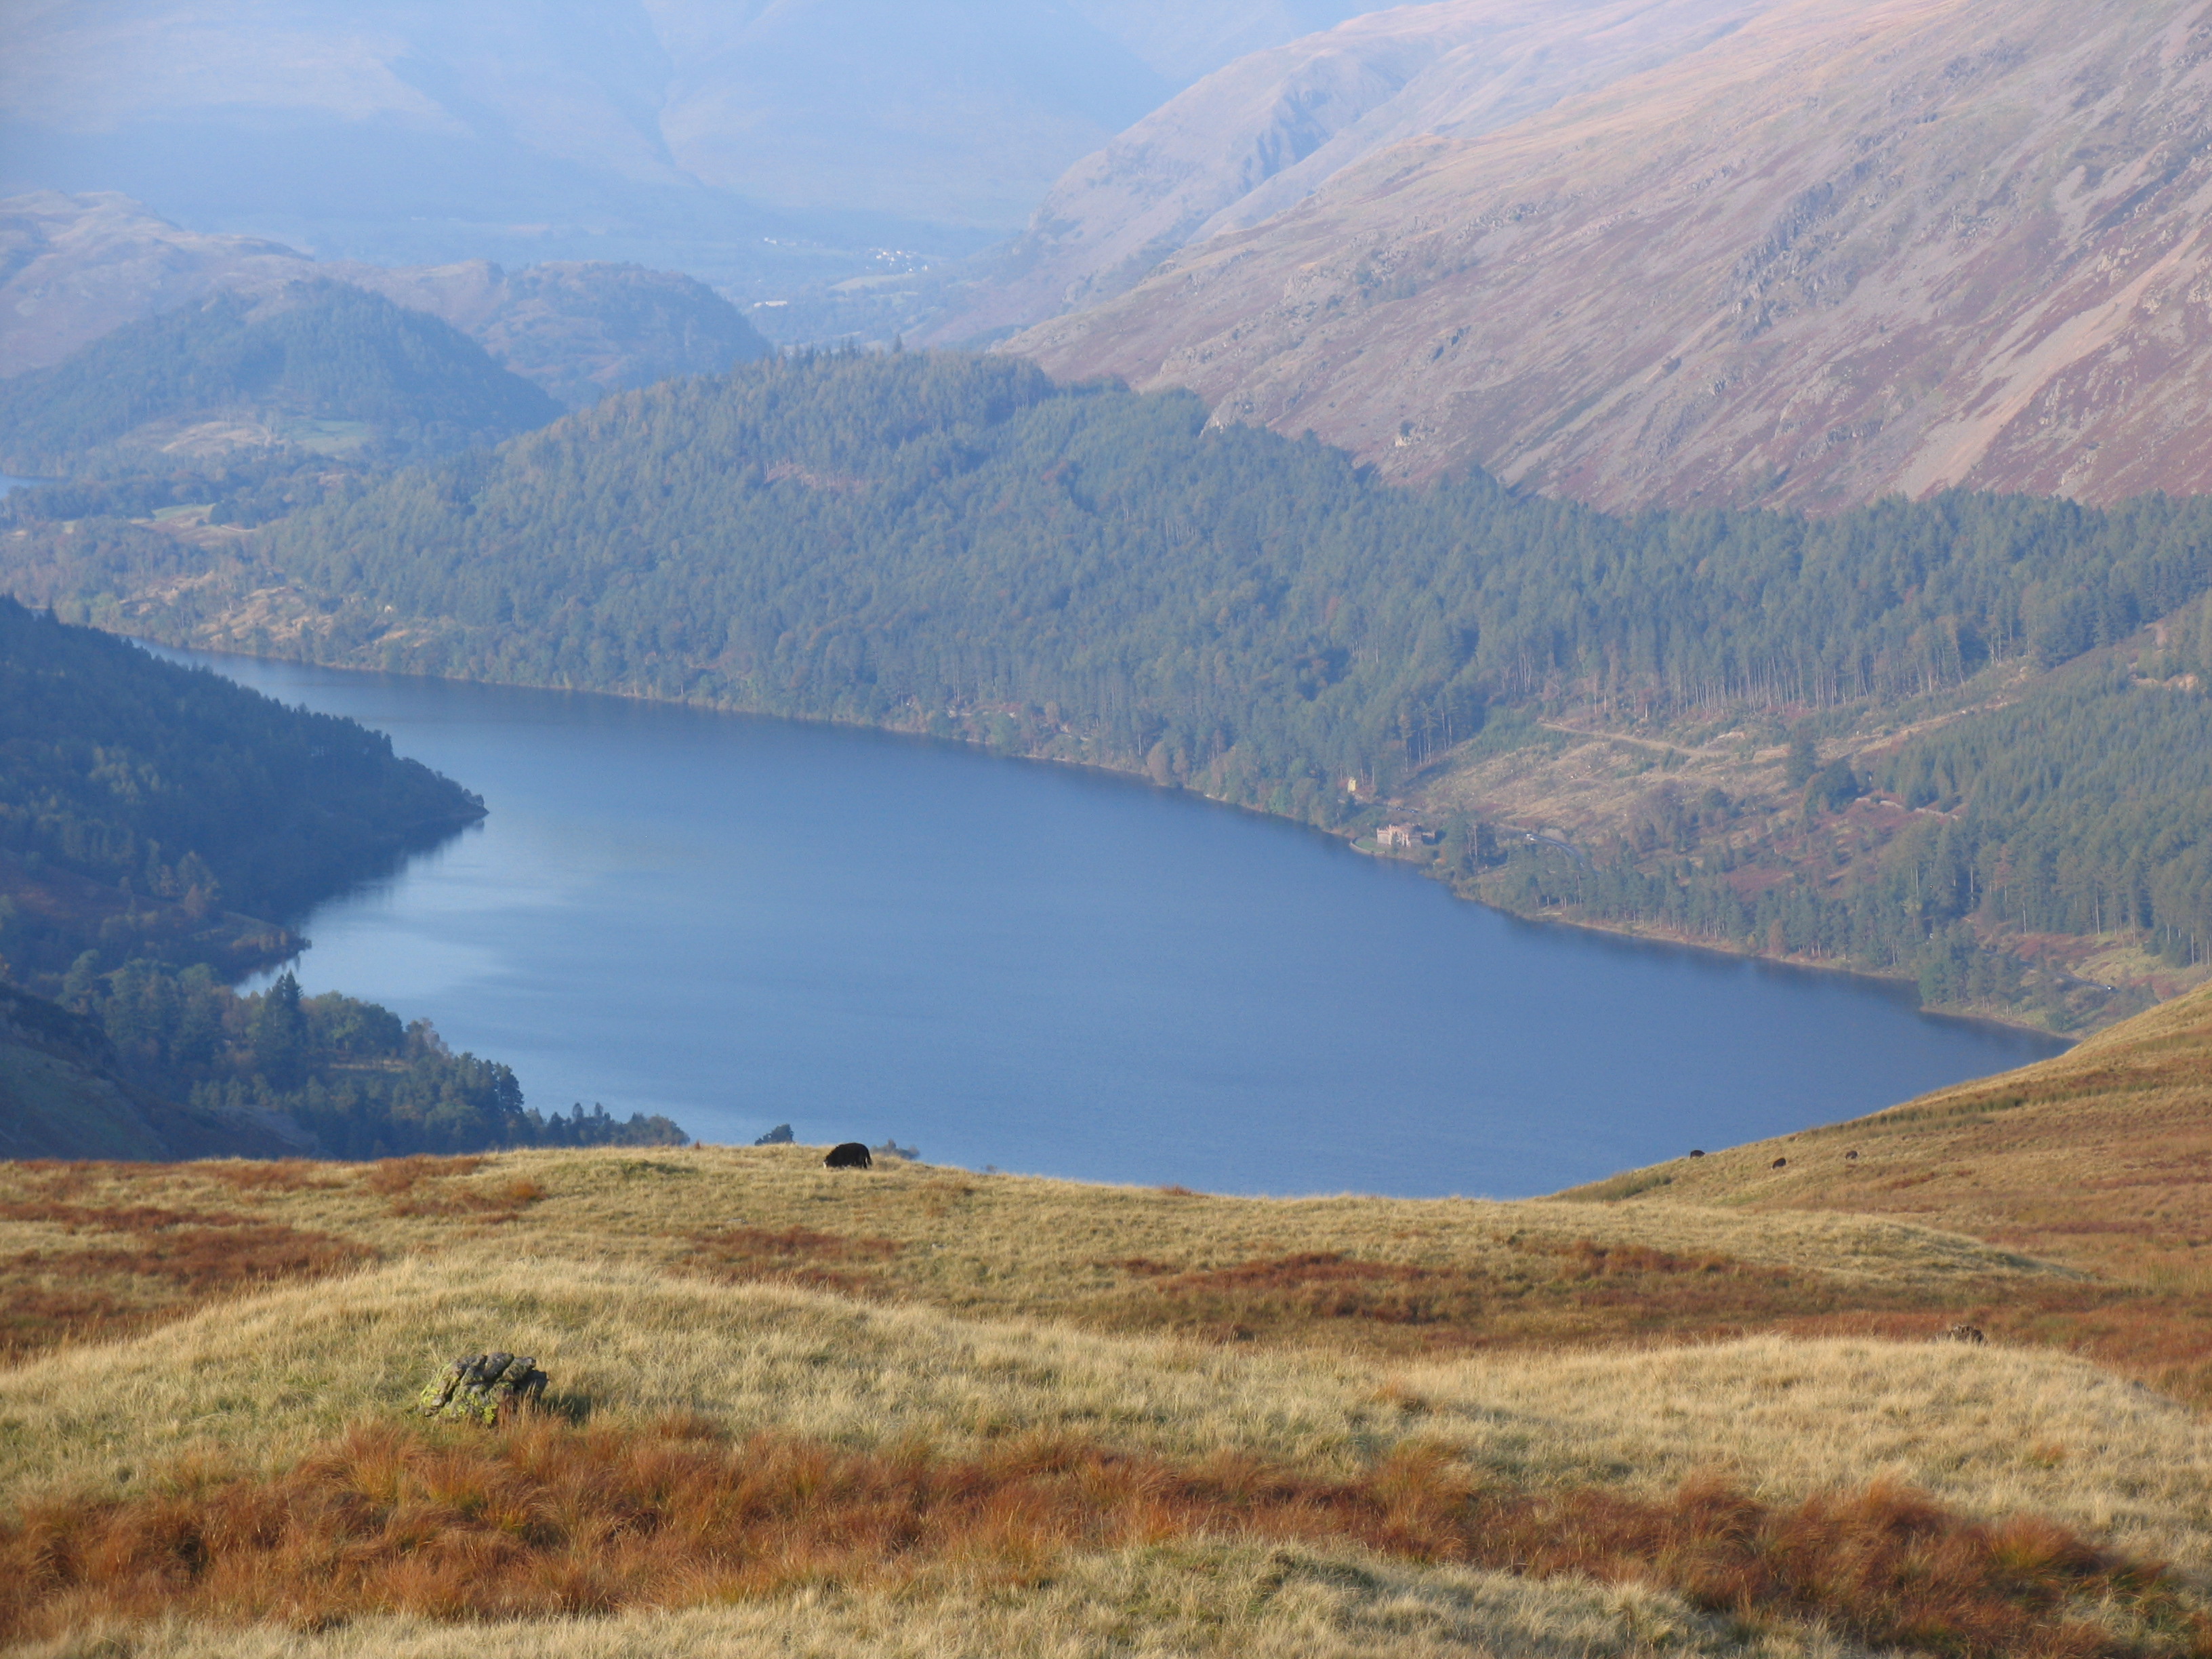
[[1, 0, 1378, 275], [0, 193, 769, 411]]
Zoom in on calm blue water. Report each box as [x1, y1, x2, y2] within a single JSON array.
[[165, 649, 2062, 1197]]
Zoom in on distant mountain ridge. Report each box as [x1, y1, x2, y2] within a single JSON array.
[[1008, 0, 2212, 511], [0, 193, 771, 408], [0, 1, 1375, 281], [0, 281, 562, 472]]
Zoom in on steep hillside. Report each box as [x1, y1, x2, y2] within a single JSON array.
[[1012, 0, 2212, 511], [0, 194, 770, 403], [328, 259, 771, 409], [0, 981, 298, 1160], [933, 0, 1783, 342], [0, 280, 560, 471], [0, 594, 483, 981]]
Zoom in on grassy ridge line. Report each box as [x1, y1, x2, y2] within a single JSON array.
[[0, 1145, 2059, 1365]]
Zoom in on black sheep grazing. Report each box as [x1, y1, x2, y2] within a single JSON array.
[[824, 1142, 873, 1170]]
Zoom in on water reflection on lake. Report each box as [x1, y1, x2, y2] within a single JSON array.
[[168, 649, 2064, 1197]]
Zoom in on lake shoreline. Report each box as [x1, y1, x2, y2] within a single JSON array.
[[131, 631, 2080, 1044], [128, 638, 2063, 1195]]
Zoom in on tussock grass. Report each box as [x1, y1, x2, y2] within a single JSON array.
[[5, 1413, 2193, 1656], [1, 1258, 2207, 1580], [10, 1542, 1879, 1659], [0, 1145, 2060, 1372]]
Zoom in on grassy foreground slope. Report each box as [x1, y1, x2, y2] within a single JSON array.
[[1576, 981, 2212, 1285], [5, 991, 2212, 1657], [5, 1259, 2207, 1658]]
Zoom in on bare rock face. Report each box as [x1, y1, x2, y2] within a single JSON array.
[[1010, 0, 2212, 511], [931, 0, 1782, 344], [0, 194, 768, 408]]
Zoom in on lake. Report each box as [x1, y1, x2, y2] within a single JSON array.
[[168, 649, 2063, 1197]]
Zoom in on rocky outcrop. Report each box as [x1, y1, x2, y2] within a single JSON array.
[[1009, 0, 2212, 511]]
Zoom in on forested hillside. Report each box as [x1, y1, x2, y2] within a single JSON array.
[[0, 281, 561, 474], [0, 598, 684, 1156], [18, 350, 2212, 1028], [257, 352, 2212, 762], [0, 594, 483, 981]]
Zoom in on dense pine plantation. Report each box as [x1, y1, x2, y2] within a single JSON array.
[[262, 352, 2212, 787], [229, 352, 2212, 1009], [16, 349, 2212, 1021]]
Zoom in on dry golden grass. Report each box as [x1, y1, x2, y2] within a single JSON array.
[[0, 1141, 2060, 1374], [1570, 981, 2212, 1397], [12, 1542, 1879, 1659], [3, 983, 2211, 1653], [0, 1258, 2207, 1655]]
